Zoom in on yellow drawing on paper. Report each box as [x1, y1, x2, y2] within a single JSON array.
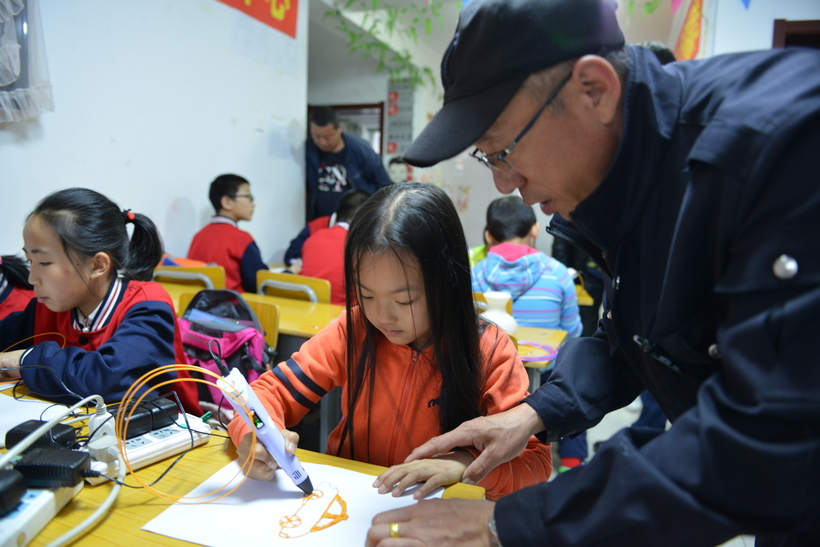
[[279, 482, 349, 538]]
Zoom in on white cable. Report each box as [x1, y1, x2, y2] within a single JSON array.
[[0, 394, 105, 469], [44, 446, 125, 547]]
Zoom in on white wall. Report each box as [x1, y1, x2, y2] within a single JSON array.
[[0, 0, 309, 264], [712, 0, 820, 55]]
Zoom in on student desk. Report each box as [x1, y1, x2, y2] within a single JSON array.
[[516, 326, 569, 392], [27, 437, 484, 546], [240, 292, 344, 342]]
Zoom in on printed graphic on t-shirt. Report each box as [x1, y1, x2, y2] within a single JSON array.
[[317, 162, 348, 193]]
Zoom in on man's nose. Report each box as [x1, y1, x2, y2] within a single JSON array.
[[492, 170, 524, 194]]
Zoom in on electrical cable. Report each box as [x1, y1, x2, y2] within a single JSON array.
[[113, 363, 258, 505], [44, 444, 125, 547], [0, 394, 105, 469]]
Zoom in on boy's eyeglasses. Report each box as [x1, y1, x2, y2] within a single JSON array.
[[234, 193, 255, 202], [470, 72, 572, 173]]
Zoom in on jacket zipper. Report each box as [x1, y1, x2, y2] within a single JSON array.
[[388, 350, 418, 463]]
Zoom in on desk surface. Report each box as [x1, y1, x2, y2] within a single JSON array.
[[160, 285, 344, 340], [516, 326, 568, 370], [28, 437, 483, 546], [241, 292, 344, 339]]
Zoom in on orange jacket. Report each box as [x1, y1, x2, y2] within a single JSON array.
[[228, 309, 552, 498]]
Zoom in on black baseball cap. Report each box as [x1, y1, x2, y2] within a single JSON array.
[[403, 0, 624, 167]]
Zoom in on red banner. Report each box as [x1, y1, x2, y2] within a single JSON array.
[[674, 0, 702, 61], [217, 0, 299, 38]]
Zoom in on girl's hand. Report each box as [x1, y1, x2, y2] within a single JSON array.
[[235, 428, 300, 481], [372, 451, 474, 500], [0, 350, 24, 379]]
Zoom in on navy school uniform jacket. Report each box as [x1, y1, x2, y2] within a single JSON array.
[[495, 46, 820, 546], [0, 277, 201, 413]]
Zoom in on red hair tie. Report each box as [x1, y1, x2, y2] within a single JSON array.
[[124, 209, 136, 223]]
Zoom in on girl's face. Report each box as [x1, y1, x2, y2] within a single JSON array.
[[357, 252, 431, 351], [23, 215, 99, 315]]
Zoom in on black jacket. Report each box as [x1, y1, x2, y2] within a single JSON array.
[[497, 45, 820, 546]]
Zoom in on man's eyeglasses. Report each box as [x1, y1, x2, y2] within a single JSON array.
[[470, 72, 572, 172], [234, 193, 255, 202]]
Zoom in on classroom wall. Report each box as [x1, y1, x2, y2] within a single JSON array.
[[0, 0, 309, 264], [711, 0, 820, 55]]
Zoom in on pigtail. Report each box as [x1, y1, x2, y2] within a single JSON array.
[[123, 212, 164, 282], [0, 255, 33, 290]]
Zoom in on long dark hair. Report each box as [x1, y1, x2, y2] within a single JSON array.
[[29, 188, 163, 282], [340, 182, 484, 459], [1, 255, 33, 290]]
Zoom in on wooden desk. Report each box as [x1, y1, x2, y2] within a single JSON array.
[[240, 292, 343, 340], [515, 326, 568, 392], [29, 438, 483, 546]]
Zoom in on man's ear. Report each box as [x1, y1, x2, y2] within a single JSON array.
[[89, 252, 112, 281], [571, 55, 622, 126]]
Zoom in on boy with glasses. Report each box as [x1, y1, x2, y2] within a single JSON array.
[[188, 174, 268, 293]]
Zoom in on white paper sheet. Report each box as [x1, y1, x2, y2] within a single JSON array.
[[0, 393, 73, 448], [143, 460, 443, 546]]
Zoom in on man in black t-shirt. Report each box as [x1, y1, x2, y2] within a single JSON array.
[[304, 107, 391, 221]]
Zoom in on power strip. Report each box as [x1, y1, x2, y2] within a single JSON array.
[[0, 482, 83, 547], [86, 413, 211, 486]]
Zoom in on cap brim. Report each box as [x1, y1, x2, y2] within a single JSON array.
[[402, 75, 528, 168]]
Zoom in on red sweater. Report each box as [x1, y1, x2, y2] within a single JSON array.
[[300, 224, 348, 305], [0, 279, 34, 320], [187, 217, 267, 293]]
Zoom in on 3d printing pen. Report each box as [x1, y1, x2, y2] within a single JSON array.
[[218, 368, 314, 495]]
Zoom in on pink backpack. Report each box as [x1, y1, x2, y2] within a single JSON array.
[[178, 290, 275, 413]]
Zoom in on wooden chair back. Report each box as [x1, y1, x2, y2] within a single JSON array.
[[256, 271, 331, 304], [153, 266, 227, 290]]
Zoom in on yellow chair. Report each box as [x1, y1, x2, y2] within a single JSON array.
[[574, 273, 595, 307], [256, 271, 331, 304], [153, 266, 227, 290], [473, 291, 513, 314], [178, 291, 279, 351]]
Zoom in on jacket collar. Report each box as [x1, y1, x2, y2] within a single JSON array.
[[209, 215, 238, 228], [566, 45, 682, 255], [71, 277, 125, 332]]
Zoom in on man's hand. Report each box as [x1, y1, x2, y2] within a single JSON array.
[[366, 499, 496, 547], [235, 428, 300, 481], [404, 404, 545, 485]]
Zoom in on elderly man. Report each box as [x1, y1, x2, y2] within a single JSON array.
[[365, 0, 820, 545]]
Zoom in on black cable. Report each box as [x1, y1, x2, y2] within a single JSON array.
[[9, 364, 87, 403]]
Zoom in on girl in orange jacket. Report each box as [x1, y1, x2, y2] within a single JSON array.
[[229, 183, 552, 499]]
